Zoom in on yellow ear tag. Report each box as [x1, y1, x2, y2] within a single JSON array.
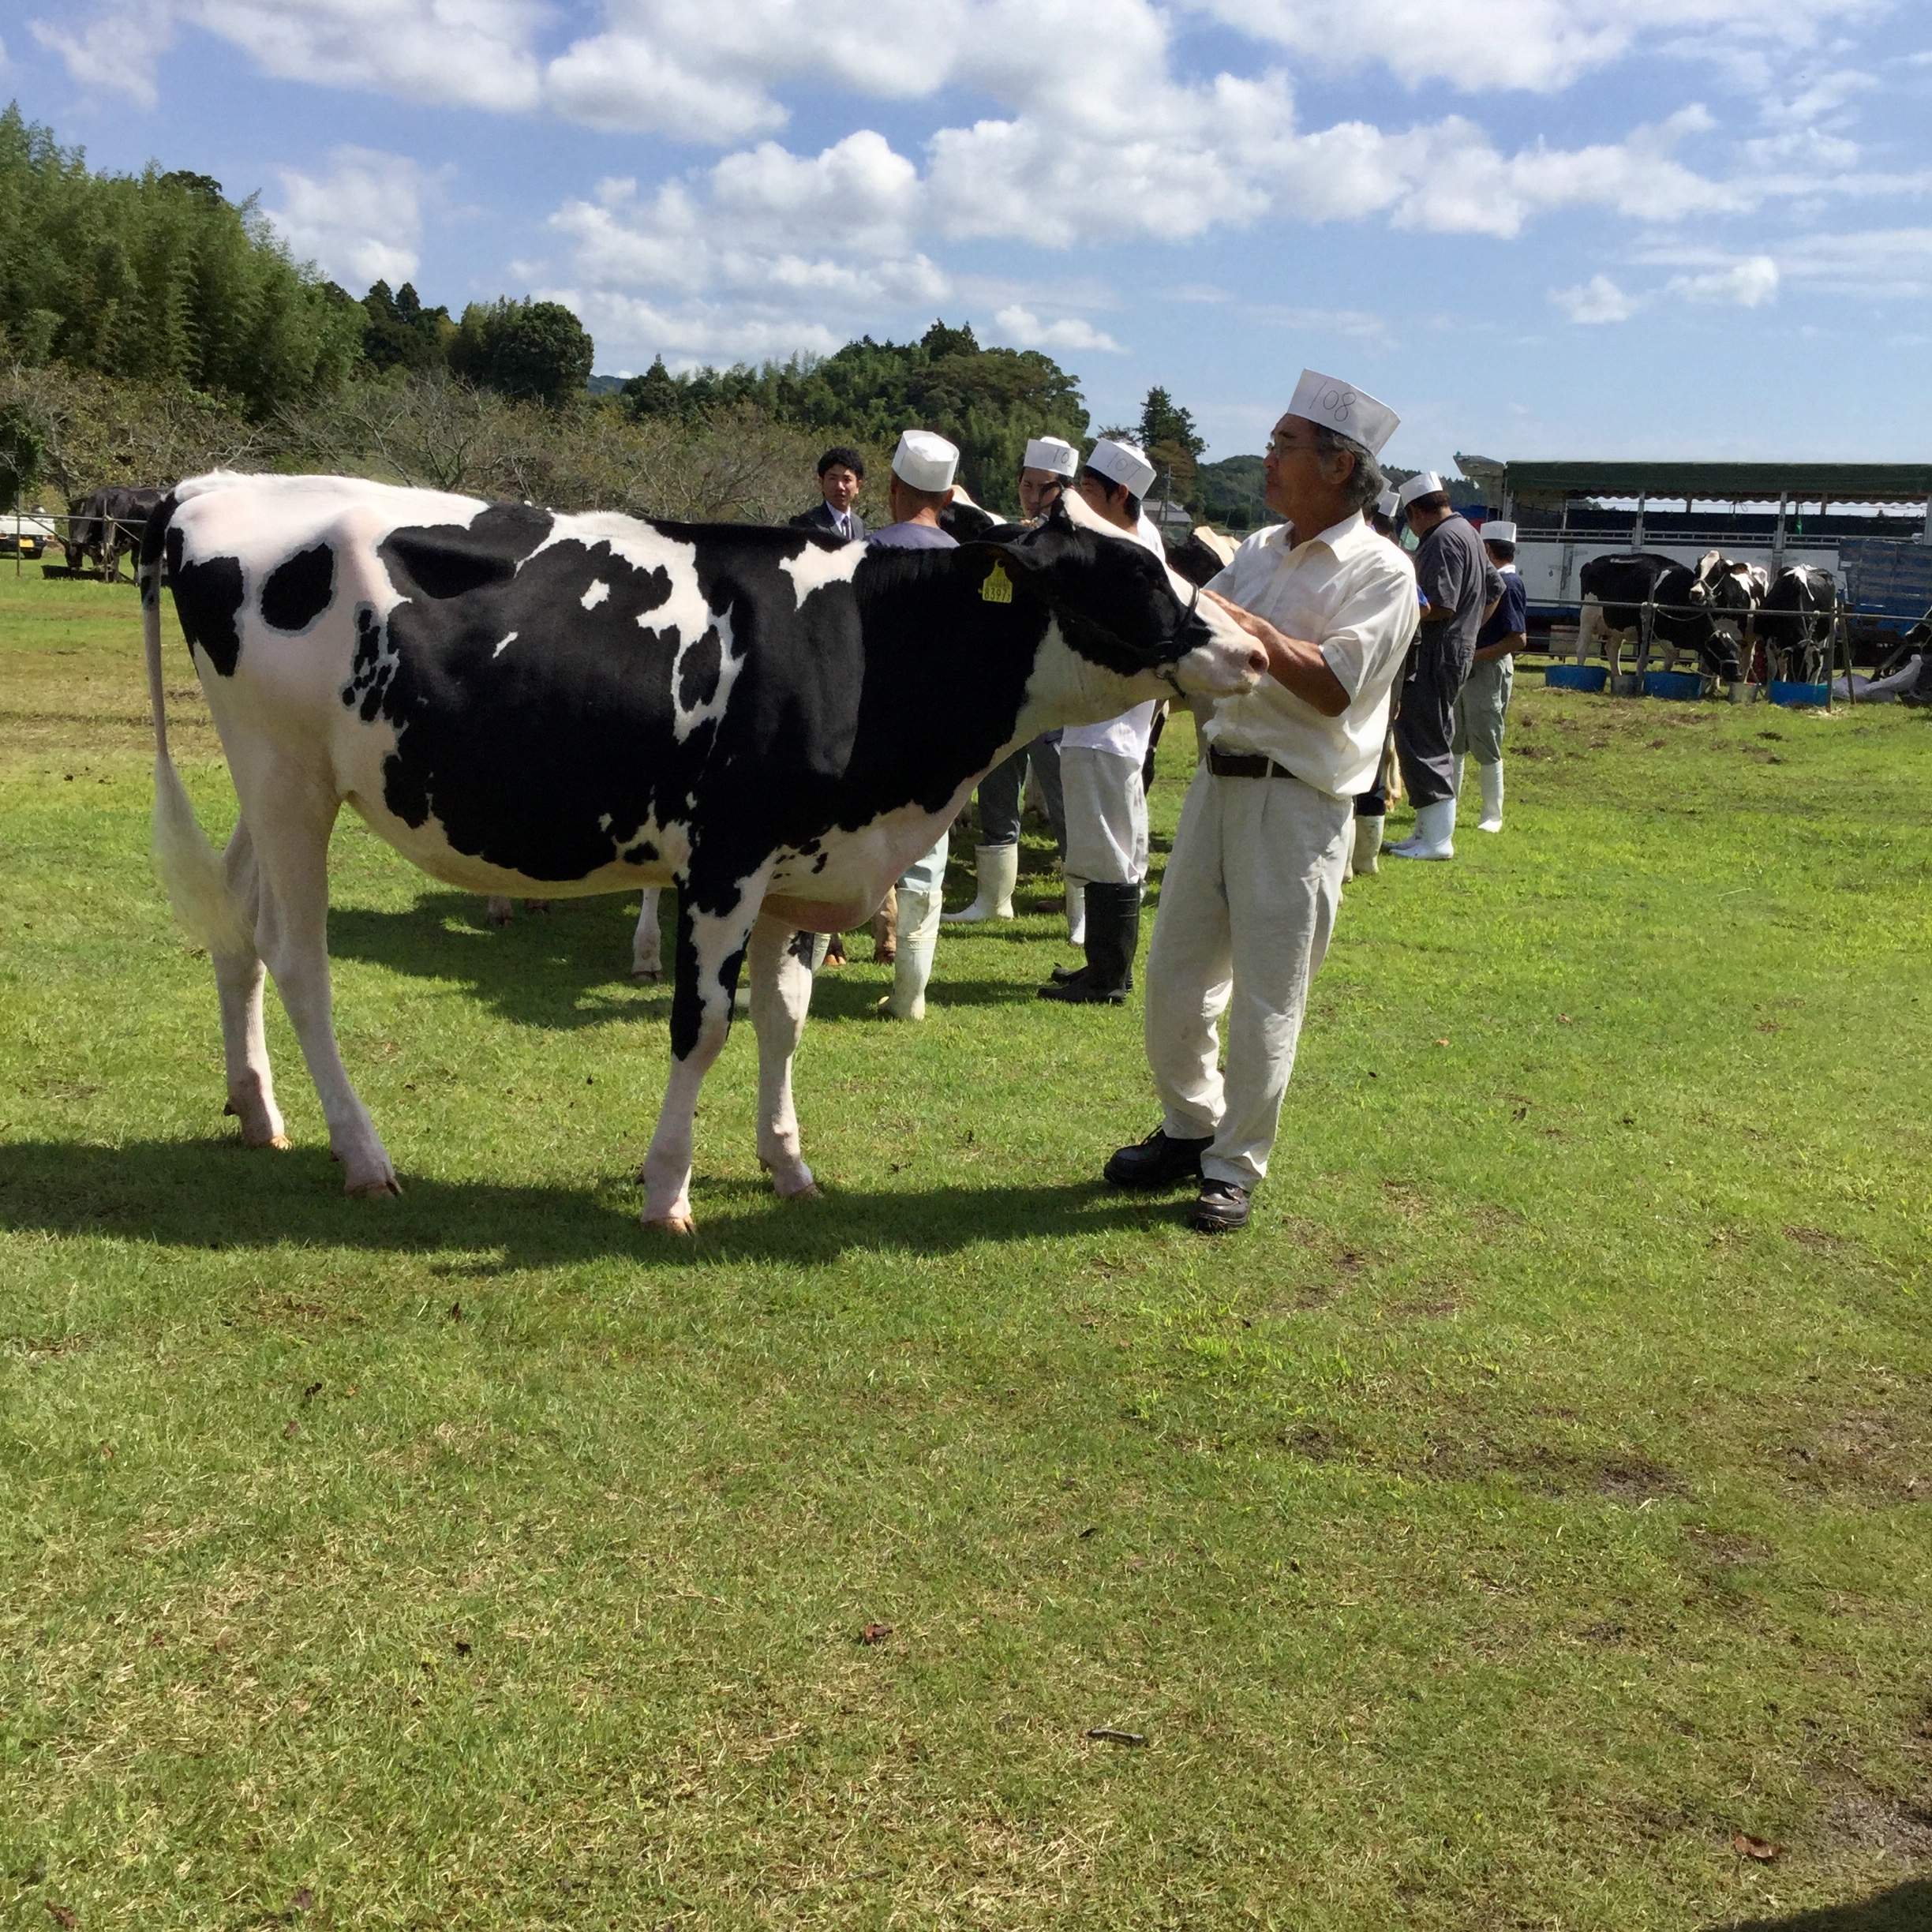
[[980, 561, 1013, 605]]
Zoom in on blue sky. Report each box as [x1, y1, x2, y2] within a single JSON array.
[[9, 1, 1931, 467]]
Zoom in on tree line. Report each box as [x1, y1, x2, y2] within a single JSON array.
[[0, 102, 1240, 528]]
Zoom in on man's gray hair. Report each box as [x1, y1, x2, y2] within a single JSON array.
[[1312, 425, 1386, 513]]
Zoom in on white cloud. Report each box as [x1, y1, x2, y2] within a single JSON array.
[[1668, 254, 1780, 305], [1245, 303, 1393, 343], [1187, 0, 1883, 96], [990, 306, 1125, 353], [1551, 275, 1647, 324], [268, 148, 439, 288]]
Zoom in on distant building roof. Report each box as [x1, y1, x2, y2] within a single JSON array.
[[1492, 460, 1932, 506]]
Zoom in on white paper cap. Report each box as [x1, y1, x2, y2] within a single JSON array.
[[1086, 436, 1157, 498], [893, 429, 960, 493], [1483, 519, 1518, 545], [1023, 436, 1079, 478], [1398, 470, 1445, 507], [1286, 369, 1399, 455], [1376, 489, 1398, 519]]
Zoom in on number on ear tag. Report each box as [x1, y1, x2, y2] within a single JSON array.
[[980, 561, 1013, 604]]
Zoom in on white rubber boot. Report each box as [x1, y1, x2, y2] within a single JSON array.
[[1451, 753, 1465, 802], [878, 886, 941, 1020], [1385, 798, 1456, 860], [1477, 762, 1504, 833], [1065, 879, 1086, 945], [1353, 814, 1383, 877], [942, 843, 1019, 923]]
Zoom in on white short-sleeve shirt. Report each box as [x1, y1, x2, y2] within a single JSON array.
[[1058, 510, 1170, 762], [1202, 513, 1420, 799]]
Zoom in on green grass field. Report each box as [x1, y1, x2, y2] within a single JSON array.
[[2, 566, 1928, 1931]]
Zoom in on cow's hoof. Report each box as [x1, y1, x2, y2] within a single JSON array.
[[345, 1174, 402, 1198], [261, 1133, 293, 1151], [631, 966, 661, 982], [642, 1211, 695, 1236], [783, 1181, 823, 1202]]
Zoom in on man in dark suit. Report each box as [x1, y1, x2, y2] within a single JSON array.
[[791, 446, 867, 541]]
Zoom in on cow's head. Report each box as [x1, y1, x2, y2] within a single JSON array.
[[994, 492, 1264, 698]]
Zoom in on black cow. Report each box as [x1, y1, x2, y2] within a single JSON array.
[[1572, 552, 1743, 683], [1756, 566, 1837, 685], [1165, 526, 1239, 590], [141, 474, 1263, 1231], [66, 484, 165, 580]]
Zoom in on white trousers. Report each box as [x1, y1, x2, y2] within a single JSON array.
[[1061, 746, 1149, 887], [1144, 767, 1350, 1189]]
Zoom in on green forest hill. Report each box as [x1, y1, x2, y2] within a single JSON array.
[[0, 102, 1265, 526]]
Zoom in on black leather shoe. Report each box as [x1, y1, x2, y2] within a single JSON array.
[[1104, 1127, 1211, 1189], [1189, 1179, 1251, 1234]]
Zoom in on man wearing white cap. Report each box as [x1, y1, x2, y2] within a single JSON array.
[[1453, 520, 1527, 833], [1103, 371, 1417, 1233], [1037, 435, 1164, 1005], [1385, 472, 1502, 860], [944, 434, 1080, 927], [874, 429, 963, 1019]]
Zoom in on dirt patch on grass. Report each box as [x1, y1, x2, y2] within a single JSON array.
[[1683, 1526, 1775, 1568], [1785, 1224, 1846, 1252], [1768, 1406, 1928, 1503], [1594, 1456, 1680, 1502], [1818, 1781, 1932, 1863]]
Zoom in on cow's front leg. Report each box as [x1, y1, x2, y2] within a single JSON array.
[[747, 918, 822, 1201], [638, 883, 764, 1233]]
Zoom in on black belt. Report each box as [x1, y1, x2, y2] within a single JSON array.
[[1207, 746, 1294, 781]]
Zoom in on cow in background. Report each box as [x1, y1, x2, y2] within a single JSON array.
[[1690, 552, 1768, 669], [66, 485, 165, 580], [1166, 526, 1239, 589], [1756, 566, 1837, 685], [1572, 552, 1745, 683]]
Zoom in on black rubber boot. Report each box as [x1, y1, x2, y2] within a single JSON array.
[[1037, 882, 1139, 1004]]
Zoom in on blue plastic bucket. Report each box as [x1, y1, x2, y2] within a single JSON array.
[[1544, 665, 1607, 693], [1768, 680, 1830, 709], [1643, 671, 1706, 702]]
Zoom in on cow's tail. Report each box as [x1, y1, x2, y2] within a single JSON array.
[[144, 503, 253, 957]]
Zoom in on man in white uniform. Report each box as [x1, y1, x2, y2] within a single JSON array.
[[872, 429, 963, 1020], [945, 435, 1080, 927], [1039, 436, 1163, 1005], [1104, 371, 1417, 1231]]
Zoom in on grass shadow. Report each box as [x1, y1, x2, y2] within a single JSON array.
[[328, 889, 1074, 1031], [0, 1137, 1182, 1267], [1709, 1881, 1932, 1931]]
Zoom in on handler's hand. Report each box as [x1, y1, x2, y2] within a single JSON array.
[[1204, 588, 1350, 717]]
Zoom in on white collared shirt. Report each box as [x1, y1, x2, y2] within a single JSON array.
[[1203, 511, 1419, 799], [1059, 509, 1170, 761]]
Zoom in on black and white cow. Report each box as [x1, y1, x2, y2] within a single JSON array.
[[67, 484, 165, 580], [142, 473, 1263, 1231], [1690, 551, 1768, 667], [1571, 552, 1744, 683], [1755, 566, 1837, 685]]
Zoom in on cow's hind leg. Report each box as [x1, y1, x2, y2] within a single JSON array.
[[638, 883, 766, 1233], [631, 887, 664, 980], [748, 918, 822, 1201], [249, 792, 399, 1196], [213, 822, 288, 1151]]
